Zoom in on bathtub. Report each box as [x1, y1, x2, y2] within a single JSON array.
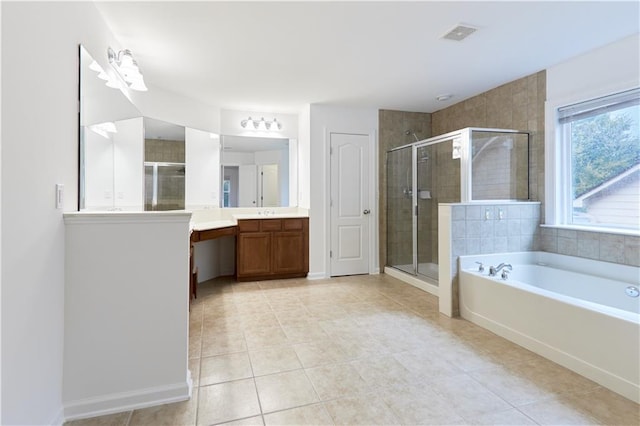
[[459, 251, 640, 403]]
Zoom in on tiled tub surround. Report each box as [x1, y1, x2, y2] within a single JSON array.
[[66, 275, 639, 426], [539, 226, 640, 267], [438, 202, 541, 316], [459, 252, 640, 403]]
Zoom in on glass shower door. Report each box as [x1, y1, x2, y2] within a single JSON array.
[[415, 144, 438, 281], [386, 147, 414, 274]]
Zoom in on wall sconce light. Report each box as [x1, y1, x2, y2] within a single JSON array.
[[107, 47, 148, 91], [452, 138, 462, 159], [240, 117, 283, 131]]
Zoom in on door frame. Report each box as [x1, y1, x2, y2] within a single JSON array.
[[325, 128, 378, 277]]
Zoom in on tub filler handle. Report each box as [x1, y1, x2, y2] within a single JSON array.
[[489, 263, 512, 277], [475, 262, 485, 273], [501, 270, 510, 280]]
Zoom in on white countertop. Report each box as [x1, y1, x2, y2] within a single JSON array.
[[190, 208, 309, 232]]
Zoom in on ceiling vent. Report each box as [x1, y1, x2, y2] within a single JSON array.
[[441, 24, 478, 41]]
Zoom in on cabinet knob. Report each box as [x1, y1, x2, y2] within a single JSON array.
[[363, 209, 371, 215]]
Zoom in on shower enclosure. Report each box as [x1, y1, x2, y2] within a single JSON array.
[[386, 128, 529, 286]]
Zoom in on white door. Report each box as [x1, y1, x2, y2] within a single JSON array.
[[238, 164, 257, 207], [330, 133, 370, 276], [259, 164, 279, 207]]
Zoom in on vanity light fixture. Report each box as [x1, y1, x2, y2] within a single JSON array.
[[240, 117, 283, 131], [107, 47, 148, 91]]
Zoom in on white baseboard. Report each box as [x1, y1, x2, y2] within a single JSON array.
[[384, 267, 439, 297], [64, 377, 192, 422], [306, 272, 326, 280], [49, 407, 65, 426]]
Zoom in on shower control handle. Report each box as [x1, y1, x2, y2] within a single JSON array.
[[363, 209, 371, 215]]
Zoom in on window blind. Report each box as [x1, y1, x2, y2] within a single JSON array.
[[558, 87, 640, 124]]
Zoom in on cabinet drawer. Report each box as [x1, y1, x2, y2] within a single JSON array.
[[197, 226, 236, 241], [238, 220, 260, 232], [261, 219, 282, 231], [282, 218, 305, 230]]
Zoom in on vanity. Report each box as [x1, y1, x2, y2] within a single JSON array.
[[189, 211, 309, 284]]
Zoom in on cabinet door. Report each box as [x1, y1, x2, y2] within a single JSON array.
[[237, 232, 271, 277], [272, 231, 305, 274]]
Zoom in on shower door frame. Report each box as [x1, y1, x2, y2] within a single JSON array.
[[387, 127, 528, 287]]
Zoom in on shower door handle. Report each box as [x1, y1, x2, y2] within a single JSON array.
[[363, 209, 371, 215]]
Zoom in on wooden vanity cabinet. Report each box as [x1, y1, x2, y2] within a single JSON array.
[[236, 218, 309, 281]]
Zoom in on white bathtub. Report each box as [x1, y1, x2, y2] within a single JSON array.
[[459, 251, 640, 403]]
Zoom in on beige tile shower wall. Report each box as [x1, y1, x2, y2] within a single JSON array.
[[379, 110, 432, 270], [145, 139, 186, 163], [431, 71, 546, 212]]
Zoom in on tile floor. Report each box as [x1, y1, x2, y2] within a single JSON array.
[[67, 274, 640, 426]]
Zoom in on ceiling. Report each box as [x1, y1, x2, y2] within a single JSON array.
[[96, 1, 639, 114]]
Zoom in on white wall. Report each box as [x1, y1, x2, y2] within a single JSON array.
[[298, 106, 311, 209], [1, 2, 125, 424], [131, 85, 220, 135], [185, 128, 220, 209], [308, 105, 379, 278], [63, 212, 191, 419], [84, 128, 115, 210], [113, 117, 144, 210], [546, 33, 640, 103]]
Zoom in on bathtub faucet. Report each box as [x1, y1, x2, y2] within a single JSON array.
[[489, 263, 512, 277]]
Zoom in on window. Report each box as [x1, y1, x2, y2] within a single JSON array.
[[556, 88, 640, 231], [223, 178, 231, 207]]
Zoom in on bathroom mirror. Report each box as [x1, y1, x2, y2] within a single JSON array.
[[79, 45, 143, 211], [220, 135, 296, 208], [144, 118, 186, 211]]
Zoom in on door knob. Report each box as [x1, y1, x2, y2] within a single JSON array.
[[363, 209, 371, 215]]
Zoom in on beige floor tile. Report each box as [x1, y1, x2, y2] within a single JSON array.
[[323, 393, 400, 426], [201, 332, 247, 357], [559, 387, 640, 426], [273, 307, 313, 325], [249, 345, 303, 376], [241, 312, 282, 331], [518, 397, 601, 425], [334, 334, 391, 359], [292, 340, 350, 368], [235, 301, 273, 315], [464, 408, 537, 425], [218, 416, 264, 426], [254, 370, 319, 414], [350, 355, 415, 387], [305, 363, 370, 401], [316, 318, 363, 338], [202, 319, 246, 336], [469, 365, 553, 406], [393, 349, 464, 379], [64, 412, 131, 426], [509, 357, 600, 397], [244, 326, 289, 350], [380, 384, 465, 425], [281, 321, 329, 343], [200, 352, 253, 386], [430, 374, 512, 418], [129, 389, 197, 426], [189, 358, 200, 387], [197, 379, 261, 426], [189, 336, 202, 360], [263, 403, 334, 425]]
